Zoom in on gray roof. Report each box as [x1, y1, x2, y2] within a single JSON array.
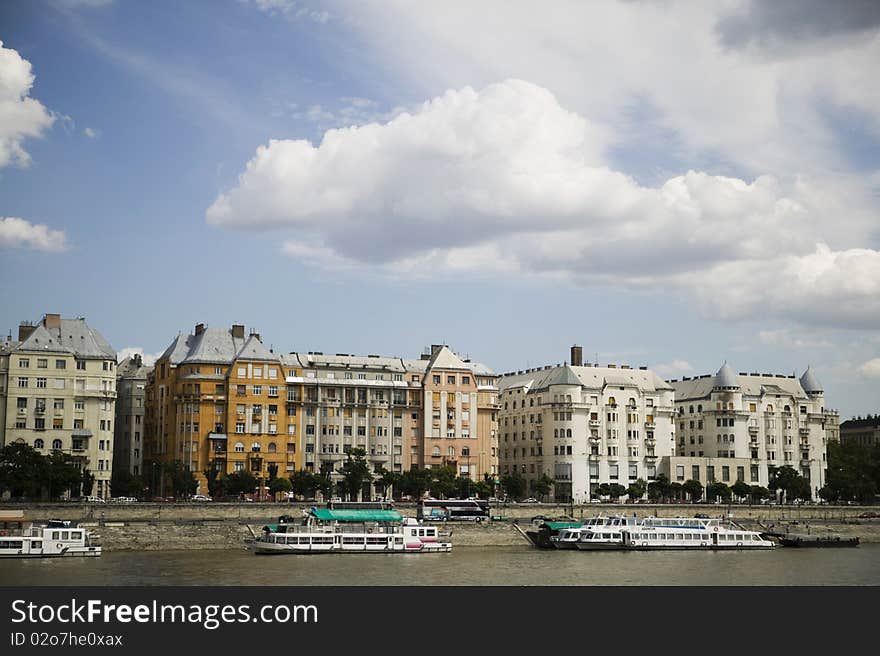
[[799, 367, 823, 393], [117, 355, 151, 380], [500, 364, 671, 394], [158, 327, 277, 366], [15, 318, 115, 358], [714, 362, 739, 389], [673, 371, 807, 402]]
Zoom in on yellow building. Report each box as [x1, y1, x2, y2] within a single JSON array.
[[145, 324, 297, 496]]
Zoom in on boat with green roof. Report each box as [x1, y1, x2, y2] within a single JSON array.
[[247, 508, 452, 554]]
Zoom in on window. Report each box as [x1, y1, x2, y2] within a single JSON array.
[[55, 359, 66, 369], [76, 360, 86, 370], [433, 375, 440, 384], [20, 358, 30, 368], [36, 378, 47, 388], [52, 439, 62, 450], [234, 442, 245, 452], [34, 438, 44, 449], [609, 464, 619, 480], [16, 397, 27, 409], [447, 375, 456, 384], [18, 377, 28, 388]]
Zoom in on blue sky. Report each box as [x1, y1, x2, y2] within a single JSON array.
[[1, 0, 879, 419]]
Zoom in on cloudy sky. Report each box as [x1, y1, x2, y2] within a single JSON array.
[[1, 0, 878, 418]]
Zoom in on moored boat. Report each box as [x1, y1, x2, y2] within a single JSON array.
[[778, 534, 859, 548], [0, 518, 102, 558], [247, 508, 452, 554]]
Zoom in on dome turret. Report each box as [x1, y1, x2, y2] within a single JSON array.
[[713, 362, 739, 390]]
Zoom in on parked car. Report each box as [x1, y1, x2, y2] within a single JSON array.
[[189, 494, 212, 502], [110, 497, 137, 503], [83, 496, 106, 503], [520, 497, 539, 503]]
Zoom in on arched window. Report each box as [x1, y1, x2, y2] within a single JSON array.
[[608, 397, 616, 406], [784, 405, 790, 412], [689, 405, 694, 414], [629, 398, 636, 407], [267, 442, 277, 453], [234, 441, 245, 452], [432, 446, 441, 456], [697, 404, 702, 413], [566, 429, 572, 438], [448, 447, 455, 457], [34, 438, 44, 449], [52, 439, 62, 450], [767, 404, 774, 412], [251, 442, 261, 452]]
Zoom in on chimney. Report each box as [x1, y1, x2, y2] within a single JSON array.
[[18, 322, 36, 342], [43, 313, 61, 330], [249, 329, 261, 342], [570, 345, 583, 367], [231, 324, 245, 339], [134, 353, 143, 367], [195, 323, 206, 336]]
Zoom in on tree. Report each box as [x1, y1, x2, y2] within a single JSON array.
[[627, 478, 647, 501], [111, 469, 143, 499], [222, 470, 258, 497], [595, 483, 611, 499], [731, 480, 751, 502], [162, 461, 198, 498], [500, 470, 527, 500], [203, 466, 223, 499], [668, 482, 683, 501], [822, 440, 879, 504], [429, 465, 458, 499], [80, 469, 96, 498], [268, 477, 292, 501], [0, 443, 48, 498], [647, 474, 670, 502], [706, 481, 732, 501], [768, 465, 814, 503], [289, 470, 315, 499], [531, 474, 555, 501], [337, 448, 373, 501], [267, 462, 278, 482], [682, 479, 703, 502], [373, 467, 400, 500], [749, 485, 770, 503], [400, 467, 433, 500], [607, 483, 627, 501]]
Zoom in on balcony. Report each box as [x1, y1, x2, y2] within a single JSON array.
[[589, 419, 600, 428], [799, 426, 810, 436], [644, 421, 656, 429], [748, 424, 759, 434]]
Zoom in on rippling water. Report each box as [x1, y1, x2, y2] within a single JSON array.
[[2, 545, 878, 586]]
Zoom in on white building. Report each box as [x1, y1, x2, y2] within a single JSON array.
[[498, 347, 675, 503], [0, 314, 117, 498], [669, 363, 833, 499]]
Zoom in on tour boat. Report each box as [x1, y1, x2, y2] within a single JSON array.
[[552, 516, 638, 549], [0, 519, 102, 558], [247, 508, 453, 554], [574, 516, 775, 551]]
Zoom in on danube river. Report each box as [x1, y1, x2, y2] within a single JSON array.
[[2, 545, 878, 586]]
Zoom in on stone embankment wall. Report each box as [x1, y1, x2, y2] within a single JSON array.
[[1, 502, 877, 550]]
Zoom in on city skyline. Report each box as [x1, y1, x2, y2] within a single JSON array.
[[1, 1, 878, 420]]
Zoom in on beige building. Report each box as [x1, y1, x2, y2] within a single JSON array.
[[669, 364, 835, 499], [0, 314, 117, 498], [498, 346, 676, 503], [840, 415, 880, 447]]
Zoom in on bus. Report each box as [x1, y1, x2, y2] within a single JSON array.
[[418, 499, 490, 522]]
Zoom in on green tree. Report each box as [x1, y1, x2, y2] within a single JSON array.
[[682, 479, 703, 502], [80, 469, 96, 498], [337, 448, 373, 501], [400, 467, 433, 500], [749, 485, 770, 503], [822, 440, 879, 504], [0, 443, 48, 498], [267, 462, 278, 482], [289, 470, 315, 499], [607, 483, 627, 501], [221, 470, 258, 497], [162, 460, 198, 498], [500, 470, 527, 500], [647, 474, 670, 502], [203, 466, 223, 499], [595, 483, 611, 499], [110, 469, 144, 498], [531, 474, 555, 501], [268, 477, 292, 501], [668, 482, 683, 501], [627, 478, 648, 501], [768, 465, 812, 503], [430, 466, 458, 499], [731, 479, 751, 502], [706, 481, 732, 501]]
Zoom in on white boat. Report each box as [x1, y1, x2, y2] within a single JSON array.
[[551, 515, 637, 550], [247, 508, 452, 554], [573, 516, 774, 551], [0, 519, 102, 558]]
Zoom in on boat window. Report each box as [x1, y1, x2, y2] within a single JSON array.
[[52, 531, 59, 540], [71, 531, 82, 540], [395, 538, 403, 544], [62, 531, 69, 540], [33, 541, 41, 549]]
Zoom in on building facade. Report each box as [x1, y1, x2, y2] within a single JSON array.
[[0, 314, 117, 498], [669, 364, 834, 499], [839, 415, 880, 447], [113, 354, 151, 479], [144, 325, 499, 497], [497, 347, 675, 503], [282, 344, 500, 487]]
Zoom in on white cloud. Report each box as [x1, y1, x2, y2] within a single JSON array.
[[0, 217, 67, 252], [859, 358, 880, 379], [0, 41, 55, 168], [757, 329, 833, 349], [116, 347, 161, 368], [245, 0, 330, 22], [208, 79, 880, 328], [83, 127, 100, 139], [652, 360, 694, 378]]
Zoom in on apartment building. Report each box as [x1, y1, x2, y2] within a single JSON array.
[[497, 346, 675, 503], [113, 354, 151, 478], [282, 344, 500, 484], [669, 364, 834, 498], [0, 314, 117, 498], [840, 415, 880, 447], [145, 324, 295, 495]]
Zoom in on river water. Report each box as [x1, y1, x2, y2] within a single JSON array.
[[2, 545, 878, 586]]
